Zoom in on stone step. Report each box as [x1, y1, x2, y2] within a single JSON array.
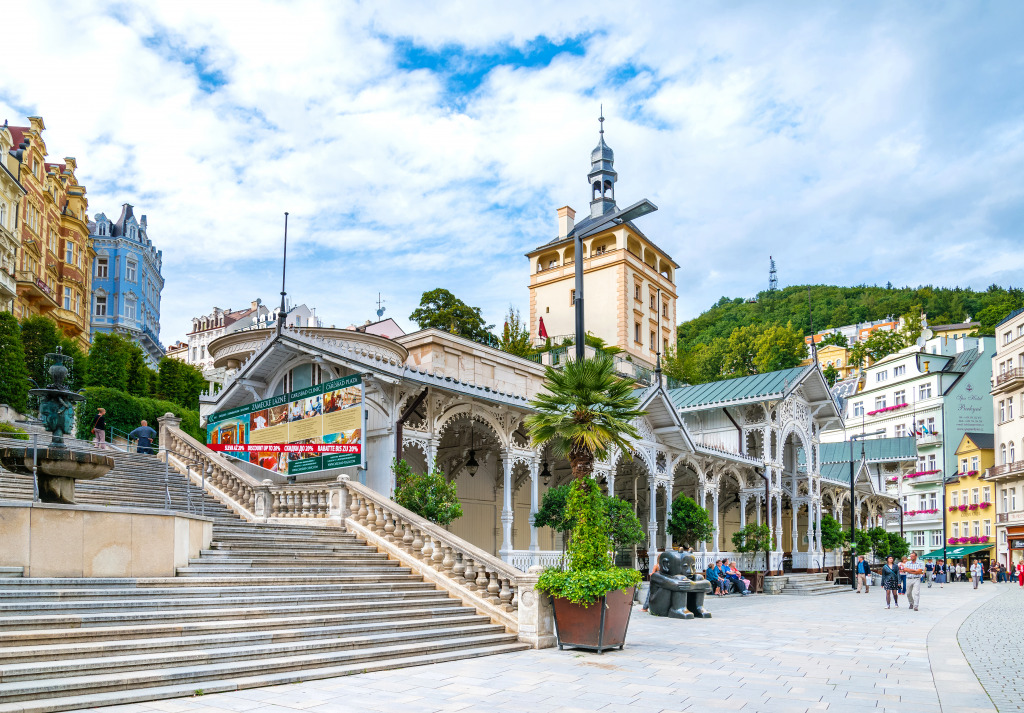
[[0, 574, 423, 588], [0, 580, 432, 602], [0, 611, 488, 663], [175, 565, 406, 576], [0, 594, 458, 631], [0, 568, 23, 579], [0, 642, 529, 713], [0, 603, 469, 646], [0, 622, 507, 681], [0, 632, 522, 704]]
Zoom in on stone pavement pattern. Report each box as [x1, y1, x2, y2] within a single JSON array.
[[82, 584, 1000, 713], [958, 583, 1024, 712]]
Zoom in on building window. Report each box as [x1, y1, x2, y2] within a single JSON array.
[[1000, 401, 1005, 422], [63, 287, 72, 310], [200, 345, 206, 359], [95, 295, 107, 317], [663, 338, 669, 354], [894, 389, 906, 405], [894, 365, 905, 376], [125, 299, 136, 321], [192, 347, 197, 361], [931, 531, 942, 547], [1003, 489, 1009, 511], [634, 323, 641, 344], [126, 260, 137, 282], [662, 302, 668, 318], [971, 488, 979, 505], [919, 383, 932, 399], [894, 424, 907, 437], [928, 492, 937, 510], [570, 289, 575, 305], [650, 330, 656, 350], [876, 371, 888, 382], [0, 202, 5, 228], [952, 522, 959, 538], [634, 285, 641, 301], [913, 531, 924, 547], [73, 291, 80, 314], [1005, 331, 1012, 345], [1010, 400, 1015, 420], [1012, 488, 1018, 510], [927, 454, 936, 470], [973, 521, 980, 537], [1001, 444, 1007, 464], [952, 491, 959, 507], [649, 294, 655, 310], [853, 402, 864, 417], [65, 242, 74, 264], [1012, 442, 1017, 463], [982, 486, 990, 502], [960, 458, 968, 473], [874, 396, 886, 409]]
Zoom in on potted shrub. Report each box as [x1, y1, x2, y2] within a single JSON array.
[[527, 356, 644, 653]]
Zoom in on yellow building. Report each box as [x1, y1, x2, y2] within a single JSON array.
[[807, 344, 858, 380], [0, 124, 28, 312], [931, 321, 979, 340], [526, 117, 677, 367], [945, 433, 996, 557], [9, 117, 92, 349]]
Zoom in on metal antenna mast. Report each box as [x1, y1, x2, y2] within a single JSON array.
[[277, 212, 289, 334]]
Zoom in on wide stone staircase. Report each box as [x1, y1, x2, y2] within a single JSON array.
[[779, 572, 852, 596], [0, 434, 528, 712]]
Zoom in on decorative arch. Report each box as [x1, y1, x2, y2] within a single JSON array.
[[434, 403, 508, 448]]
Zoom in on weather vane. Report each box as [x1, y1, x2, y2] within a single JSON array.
[[376, 293, 386, 320]]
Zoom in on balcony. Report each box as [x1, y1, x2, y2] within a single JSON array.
[[987, 461, 1024, 479], [54, 307, 86, 336], [15, 270, 58, 311], [0, 268, 15, 300], [916, 433, 942, 446], [994, 367, 1024, 394]]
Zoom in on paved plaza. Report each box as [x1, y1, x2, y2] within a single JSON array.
[[959, 583, 1024, 712], [79, 582, 1020, 713]]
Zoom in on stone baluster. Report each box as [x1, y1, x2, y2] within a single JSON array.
[[431, 539, 445, 569], [462, 558, 476, 591], [383, 509, 396, 542], [499, 578, 512, 611], [451, 552, 466, 584], [374, 503, 386, 533], [365, 501, 377, 532], [441, 545, 454, 575], [486, 571, 501, 606], [420, 533, 433, 564], [411, 527, 424, 559], [357, 495, 369, 526], [402, 522, 415, 553], [475, 563, 489, 593]]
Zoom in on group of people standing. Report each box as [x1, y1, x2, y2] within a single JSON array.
[[855, 552, 1024, 611]]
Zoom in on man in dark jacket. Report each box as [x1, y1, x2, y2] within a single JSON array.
[[128, 420, 157, 455], [856, 555, 872, 593]]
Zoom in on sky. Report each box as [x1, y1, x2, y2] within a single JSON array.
[[2, 1, 1023, 344]]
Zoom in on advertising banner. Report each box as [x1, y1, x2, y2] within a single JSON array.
[[206, 375, 363, 475]]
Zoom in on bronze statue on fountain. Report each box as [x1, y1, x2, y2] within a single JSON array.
[[0, 347, 114, 503]]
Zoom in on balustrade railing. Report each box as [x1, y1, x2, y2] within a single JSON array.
[[505, 550, 564, 570], [158, 417, 346, 525], [339, 478, 553, 648]]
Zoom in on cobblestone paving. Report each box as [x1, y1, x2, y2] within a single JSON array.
[[84, 584, 999, 713], [958, 582, 1024, 712]]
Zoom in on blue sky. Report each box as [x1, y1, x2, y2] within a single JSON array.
[[2, 1, 1023, 344]]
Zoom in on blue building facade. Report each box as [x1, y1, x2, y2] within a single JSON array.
[[89, 204, 165, 367]]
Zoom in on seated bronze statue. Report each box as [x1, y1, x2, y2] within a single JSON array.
[[648, 551, 712, 619]]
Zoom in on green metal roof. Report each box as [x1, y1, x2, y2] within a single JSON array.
[[667, 366, 808, 410], [921, 543, 992, 559], [819, 437, 917, 464], [820, 462, 855, 483]]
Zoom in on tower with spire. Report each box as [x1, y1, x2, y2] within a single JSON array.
[[525, 109, 678, 369], [588, 108, 617, 218]]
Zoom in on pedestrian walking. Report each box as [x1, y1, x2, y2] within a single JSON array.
[[898, 556, 908, 594], [925, 559, 933, 589], [904, 553, 924, 611], [91, 408, 107, 450], [128, 420, 157, 455], [882, 556, 900, 608], [1017, 561, 1024, 587], [957, 562, 966, 582], [933, 561, 946, 587], [856, 555, 871, 593], [971, 560, 983, 589]]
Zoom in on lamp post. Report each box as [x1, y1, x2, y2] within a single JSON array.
[[573, 228, 584, 361], [849, 429, 885, 589]]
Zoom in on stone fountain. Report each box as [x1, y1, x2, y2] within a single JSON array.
[[0, 347, 114, 503]]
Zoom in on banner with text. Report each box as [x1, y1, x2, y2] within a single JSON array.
[[206, 375, 363, 475]]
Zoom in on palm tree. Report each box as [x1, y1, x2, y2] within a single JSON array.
[[525, 356, 645, 480]]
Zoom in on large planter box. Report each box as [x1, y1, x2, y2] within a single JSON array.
[[551, 586, 635, 654]]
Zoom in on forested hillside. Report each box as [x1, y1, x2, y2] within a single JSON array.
[[677, 284, 1024, 350], [665, 284, 1023, 386]]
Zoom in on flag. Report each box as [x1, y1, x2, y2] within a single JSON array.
[[538, 317, 548, 339]]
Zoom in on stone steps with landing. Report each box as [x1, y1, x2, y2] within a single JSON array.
[[780, 573, 852, 596]]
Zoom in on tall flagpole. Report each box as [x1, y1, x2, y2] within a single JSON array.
[[277, 212, 289, 334]]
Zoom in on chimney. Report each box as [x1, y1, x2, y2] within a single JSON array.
[[557, 206, 576, 239]]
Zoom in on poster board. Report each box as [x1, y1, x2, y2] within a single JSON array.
[[206, 375, 362, 476]]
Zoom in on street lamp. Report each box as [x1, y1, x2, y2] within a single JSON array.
[[849, 428, 886, 589]]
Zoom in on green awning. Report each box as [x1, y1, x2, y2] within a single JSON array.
[[921, 544, 993, 559]]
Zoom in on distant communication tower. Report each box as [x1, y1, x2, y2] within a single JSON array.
[[767, 256, 778, 312]]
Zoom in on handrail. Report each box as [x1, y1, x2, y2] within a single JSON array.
[[996, 367, 1024, 386], [339, 477, 553, 647]]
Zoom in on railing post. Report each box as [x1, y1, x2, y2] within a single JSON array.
[[31, 432, 39, 502]]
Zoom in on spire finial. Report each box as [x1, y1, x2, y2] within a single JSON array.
[[599, 105, 604, 135]]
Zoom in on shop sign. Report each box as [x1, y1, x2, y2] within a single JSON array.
[[1011, 538, 1024, 549], [206, 375, 363, 475]]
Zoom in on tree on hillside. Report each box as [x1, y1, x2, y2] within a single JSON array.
[[497, 305, 534, 358], [753, 323, 807, 373], [818, 332, 849, 348], [409, 288, 495, 345], [822, 363, 840, 387], [86, 332, 132, 391], [0, 312, 29, 412], [20, 316, 63, 389], [155, 358, 207, 411]]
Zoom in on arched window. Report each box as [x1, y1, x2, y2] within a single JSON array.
[[1000, 444, 1007, 465], [1011, 442, 1016, 463], [603, 179, 612, 197], [592, 181, 601, 200], [0, 202, 6, 228]]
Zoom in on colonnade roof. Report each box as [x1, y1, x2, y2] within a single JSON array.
[[668, 365, 821, 411], [819, 437, 918, 465]]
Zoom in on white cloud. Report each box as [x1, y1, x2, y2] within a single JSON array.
[[1, 1, 1022, 344]]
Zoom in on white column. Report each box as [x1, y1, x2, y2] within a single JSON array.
[[700, 488, 708, 552], [528, 459, 539, 553], [739, 495, 747, 529], [791, 501, 800, 553], [499, 452, 513, 558], [663, 481, 673, 550], [426, 438, 438, 472], [774, 493, 783, 551], [815, 501, 823, 551], [756, 495, 762, 526], [647, 479, 658, 551], [605, 467, 615, 496], [712, 491, 720, 554]]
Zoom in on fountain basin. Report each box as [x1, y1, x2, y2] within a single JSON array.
[[0, 447, 115, 504]]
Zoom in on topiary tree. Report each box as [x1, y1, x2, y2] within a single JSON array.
[[391, 459, 463, 528], [731, 523, 773, 574], [155, 357, 207, 410], [822, 363, 840, 387], [0, 312, 29, 413], [86, 332, 131, 391], [666, 494, 714, 549], [886, 532, 910, 561], [606, 496, 646, 551]]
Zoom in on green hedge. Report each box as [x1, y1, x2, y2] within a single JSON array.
[[74, 387, 203, 443]]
